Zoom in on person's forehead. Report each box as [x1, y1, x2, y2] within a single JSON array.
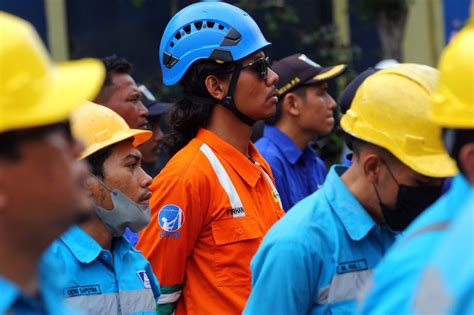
[[305, 81, 328, 90], [109, 140, 142, 161], [111, 73, 138, 90], [2, 130, 70, 169]]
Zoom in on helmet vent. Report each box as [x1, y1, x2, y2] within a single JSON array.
[[174, 32, 181, 40], [194, 21, 203, 30], [218, 24, 224, 30], [170, 42, 174, 47], [183, 24, 191, 34], [163, 52, 179, 69], [220, 27, 242, 46], [206, 21, 215, 28]]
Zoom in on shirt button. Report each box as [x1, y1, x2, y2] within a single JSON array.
[[237, 228, 244, 235]]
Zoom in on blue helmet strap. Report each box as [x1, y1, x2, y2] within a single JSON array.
[[221, 62, 256, 126]]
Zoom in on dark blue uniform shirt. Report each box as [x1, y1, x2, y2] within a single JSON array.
[[256, 125, 327, 211]]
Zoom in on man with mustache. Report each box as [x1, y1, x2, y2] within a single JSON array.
[[256, 53, 347, 211], [0, 12, 104, 314], [43, 102, 160, 314], [125, 85, 171, 246], [94, 55, 150, 130], [137, 2, 285, 314]]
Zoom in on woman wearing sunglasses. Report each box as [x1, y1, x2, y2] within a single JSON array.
[[137, 2, 284, 315]]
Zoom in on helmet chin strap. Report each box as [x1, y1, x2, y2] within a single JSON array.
[[220, 62, 256, 126], [184, 62, 256, 126]]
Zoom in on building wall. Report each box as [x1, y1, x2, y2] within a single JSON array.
[[0, 0, 48, 47], [332, 0, 470, 69], [402, 0, 444, 67]]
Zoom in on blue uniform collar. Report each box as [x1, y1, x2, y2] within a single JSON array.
[[59, 225, 134, 264], [0, 276, 20, 313], [323, 165, 377, 241], [263, 125, 314, 164], [450, 174, 471, 198], [0, 259, 62, 314]]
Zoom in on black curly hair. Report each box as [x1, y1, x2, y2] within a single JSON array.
[[164, 59, 234, 157]]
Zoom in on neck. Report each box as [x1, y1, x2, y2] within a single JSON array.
[[340, 165, 384, 224], [0, 225, 47, 295], [206, 105, 253, 155], [80, 215, 113, 249], [276, 120, 312, 151]]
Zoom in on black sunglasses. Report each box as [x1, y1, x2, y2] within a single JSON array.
[[241, 56, 271, 80], [225, 57, 271, 81]]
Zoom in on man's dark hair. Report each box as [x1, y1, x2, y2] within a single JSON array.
[[164, 59, 234, 157], [100, 55, 133, 87], [265, 86, 308, 125], [94, 55, 133, 104], [86, 145, 114, 178]]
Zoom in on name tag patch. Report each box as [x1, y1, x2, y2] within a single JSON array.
[[337, 259, 368, 274], [226, 207, 246, 217], [137, 270, 152, 289], [65, 285, 101, 297]]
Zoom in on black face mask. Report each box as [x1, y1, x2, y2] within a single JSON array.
[[374, 162, 443, 232]]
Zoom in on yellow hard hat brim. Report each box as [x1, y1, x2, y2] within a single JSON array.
[[403, 152, 458, 178], [79, 128, 152, 160], [3, 58, 105, 132]]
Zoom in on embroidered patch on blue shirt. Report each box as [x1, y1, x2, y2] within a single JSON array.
[[337, 259, 368, 274], [137, 270, 151, 289], [64, 285, 101, 297]]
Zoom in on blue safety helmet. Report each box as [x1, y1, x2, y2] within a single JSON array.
[[160, 2, 271, 86]]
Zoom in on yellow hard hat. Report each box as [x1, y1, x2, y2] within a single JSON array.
[[431, 20, 474, 129], [71, 102, 152, 160], [341, 63, 457, 178], [0, 12, 104, 133]]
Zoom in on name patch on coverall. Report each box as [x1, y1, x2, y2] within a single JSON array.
[[337, 259, 368, 274], [64, 285, 101, 297]]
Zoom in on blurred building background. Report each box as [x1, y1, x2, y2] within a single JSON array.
[[1, 0, 471, 164], [2, 0, 471, 93]]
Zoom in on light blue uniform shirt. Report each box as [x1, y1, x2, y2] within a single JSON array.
[[412, 192, 474, 314], [43, 225, 160, 314], [0, 256, 78, 314], [256, 125, 327, 211], [244, 165, 396, 315], [357, 175, 470, 314]]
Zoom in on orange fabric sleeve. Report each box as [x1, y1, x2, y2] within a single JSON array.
[[137, 172, 206, 288]]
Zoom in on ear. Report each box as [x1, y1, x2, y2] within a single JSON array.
[[459, 142, 474, 184], [363, 153, 383, 184], [284, 93, 301, 117], [204, 75, 227, 101]]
